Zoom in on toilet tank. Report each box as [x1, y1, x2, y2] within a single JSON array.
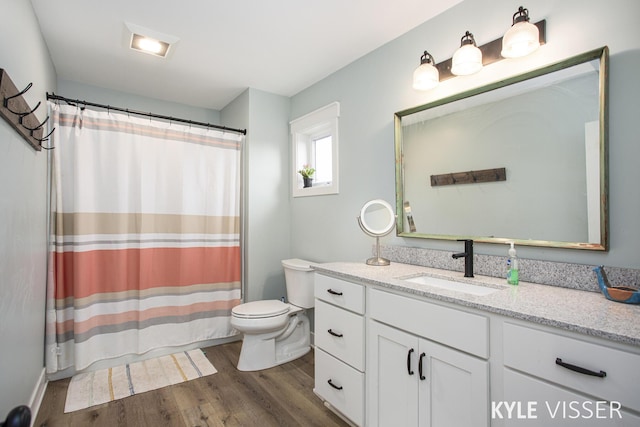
[[282, 258, 315, 308]]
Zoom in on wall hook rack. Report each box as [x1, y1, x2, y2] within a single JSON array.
[[0, 69, 55, 151], [430, 167, 506, 187]]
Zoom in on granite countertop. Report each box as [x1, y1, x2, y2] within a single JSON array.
[[312, 261, 640, 347]]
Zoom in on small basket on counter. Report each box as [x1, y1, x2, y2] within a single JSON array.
[[593, 265, 640, 304]]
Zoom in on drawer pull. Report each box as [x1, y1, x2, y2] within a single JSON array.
[[419, 352, 427, 380], [328, 329, 344, 338], [327, 288, 343, 296], [328, 379, 343, 390], [555, 358, 607, 378], [407, 348, 415, 375]]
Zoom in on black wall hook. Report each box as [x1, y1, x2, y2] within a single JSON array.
[[36, 128, 56, 150], [35, 127, 55, 142], [23, 115, 48, 131], [17, 101, 41, 122], [3, 82, 33, 107]]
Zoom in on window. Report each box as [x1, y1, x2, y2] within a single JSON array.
[[290, 102, 339, 197], [313, 135, 332, 184]]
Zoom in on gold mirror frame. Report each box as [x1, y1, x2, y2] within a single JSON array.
[[394, 47, 609, 250]]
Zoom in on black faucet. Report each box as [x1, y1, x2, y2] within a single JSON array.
[[452, 239, 474, 278]]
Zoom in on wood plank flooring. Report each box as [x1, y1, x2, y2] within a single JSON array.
[[34, 341, 348, 427]]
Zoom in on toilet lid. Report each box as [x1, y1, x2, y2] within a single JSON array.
[[232, 300, 290, 318]]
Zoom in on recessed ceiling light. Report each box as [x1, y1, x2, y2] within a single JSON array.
[[125, 22, 179, 59], [131, 34, 169, 57]]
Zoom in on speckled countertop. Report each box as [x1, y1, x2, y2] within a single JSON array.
[[312, 261, 640, 348]]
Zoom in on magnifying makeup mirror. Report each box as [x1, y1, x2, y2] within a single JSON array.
[[357, 199, 396, 266]]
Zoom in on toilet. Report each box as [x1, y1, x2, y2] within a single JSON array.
[[231, 258, 315, 371]]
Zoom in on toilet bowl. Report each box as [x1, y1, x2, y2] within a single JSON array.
[[231, 258, 315, 371]]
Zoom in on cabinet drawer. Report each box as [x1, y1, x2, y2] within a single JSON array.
[[315, 273, 365, 314], [315, 348, 364, 427], [369, 288, 489, 358], [315, 300, 365, 370], [503, 368, 640, 426], [503, 322, 640, 413]]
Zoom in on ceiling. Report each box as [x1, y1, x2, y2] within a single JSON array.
[[31, 0, 462, 110]]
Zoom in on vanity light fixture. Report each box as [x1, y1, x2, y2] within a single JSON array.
[[412, 51, 439, 90], [451, 31, 483, 76], [411, 5, 545, 90], [501, 6, 540, 58], [125, 22, 179, 59]]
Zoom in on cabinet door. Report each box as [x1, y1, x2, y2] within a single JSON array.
[[419, 339, 489, 427], [368, 320, 420, 427]]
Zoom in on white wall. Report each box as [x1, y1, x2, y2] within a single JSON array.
[[289, 0, 640, 269], [0, 0, 56, 418]]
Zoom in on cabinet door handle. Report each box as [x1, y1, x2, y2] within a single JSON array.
[[327, 289, 343, 296], [407, 348, 415, 375], [555, 358, 606, 378], [327, 329, 343, 338], [328, 379, 343, 390], [419, 352, 427, 380]]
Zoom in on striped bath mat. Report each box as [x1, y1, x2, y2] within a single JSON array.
[[64, 349, 217, 413]]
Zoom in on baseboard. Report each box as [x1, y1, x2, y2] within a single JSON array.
[[313, 389, 357, 427], [28, 368, 47, 427]]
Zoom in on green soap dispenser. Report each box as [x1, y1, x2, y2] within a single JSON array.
[[507, 242, 519, 285]]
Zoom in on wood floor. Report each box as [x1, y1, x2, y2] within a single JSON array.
[[34, 341, 348, 427]]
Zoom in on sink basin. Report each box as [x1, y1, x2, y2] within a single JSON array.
[[400, 275, 504, 296]]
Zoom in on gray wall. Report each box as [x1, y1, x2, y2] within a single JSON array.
[[0, 0, 56, 417], [56, 80, 221, 125], [289, 0, 640, 269], [222, 89, 292, 303]]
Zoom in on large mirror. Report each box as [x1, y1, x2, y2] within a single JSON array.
[[395, 47, 608, 250]]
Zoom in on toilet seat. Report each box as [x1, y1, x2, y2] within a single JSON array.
[[232, 300, 290, 319]]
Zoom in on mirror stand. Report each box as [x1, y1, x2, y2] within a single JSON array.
[[367, 235, 390, 266]]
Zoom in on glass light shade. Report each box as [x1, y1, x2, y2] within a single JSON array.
[[501, 21, 540, 58], [451, 44, 483, 76], [413, 62, 439, 90]]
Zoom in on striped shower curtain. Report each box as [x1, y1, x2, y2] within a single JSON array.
[[45, 103, 242, 374]]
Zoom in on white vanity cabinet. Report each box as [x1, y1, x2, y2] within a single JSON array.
[[500, 321, 640, 426], [313, 273, 366, 426], [312, 263, 640, 427], [367, 288, 490, 427]]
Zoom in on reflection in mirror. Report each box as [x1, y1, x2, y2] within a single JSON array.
[[358, 199, 396, 266], [395, 47, 608, 250]]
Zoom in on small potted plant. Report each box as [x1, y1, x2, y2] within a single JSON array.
[[298, 164, 315, 188]]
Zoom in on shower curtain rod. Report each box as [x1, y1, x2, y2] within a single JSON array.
[[46, 92, 247, 135]]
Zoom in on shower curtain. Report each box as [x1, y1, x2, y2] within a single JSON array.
[[45, 103, 243, 374]]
